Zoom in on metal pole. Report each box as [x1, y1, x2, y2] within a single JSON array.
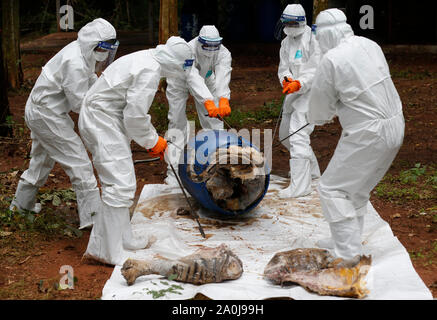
[[168, 161, 206, 238], [274, 123, 310, 148]]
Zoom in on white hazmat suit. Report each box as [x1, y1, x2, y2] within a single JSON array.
[[79, 36, 195, 265], [277, 4, 321, 199], [308, 9, 405, 260], [10, 18, 116, 229], [165, 25, 232, 185]]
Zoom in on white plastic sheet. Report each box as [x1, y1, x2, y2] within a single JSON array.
[[101, 175, 433, 300]]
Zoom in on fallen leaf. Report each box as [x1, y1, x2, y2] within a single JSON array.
[[391, 213, 401, 219], [0, 231, 13, 237]]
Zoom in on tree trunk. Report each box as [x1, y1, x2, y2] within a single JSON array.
[[148, 0, 154, 43], [0, 32, 12, 137], [313, 0, 329, 23], [159, 0, 178, 44], [56, 0, 60, 32], [2, 0, 23, 90]]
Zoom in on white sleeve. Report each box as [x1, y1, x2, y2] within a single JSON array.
[[214, 47, 232, 99], [62, 59, 92, 113], [89, 73, 98, 87], [297, 38, 321, 94], [307, 56, 338, 125], [186, 67, 214, 104], [278, 39, 292, 86], [123, 71, 161, 149]]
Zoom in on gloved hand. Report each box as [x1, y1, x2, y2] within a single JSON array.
[[204, 100, 220, 118], [282, 76, 293, 88], [146, 136, 168, 160], [282, 80, 301, 94], [218, 97, 231, 117]]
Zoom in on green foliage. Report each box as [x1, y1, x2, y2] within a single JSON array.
[[150, 98, 283, 133], [134, 275, 184, 299], [391, 69, 435, 80], [374, 163, 437, 203], [38, 188, 76, 207], [399, 163, 426, 184], [226, 99, 283, 128], [0, 206, 80, 237], [0, 187, 81, 237], [145, 283, 183, 299], [149, 102, 169, 134]]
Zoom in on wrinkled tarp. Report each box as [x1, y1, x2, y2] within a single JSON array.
[[101, 175, 433, 300]]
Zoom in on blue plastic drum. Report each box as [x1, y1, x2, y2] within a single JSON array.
[[178, 130, 270, 217]]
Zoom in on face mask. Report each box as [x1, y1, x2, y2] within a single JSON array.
[[93, 50, 109, 62], [201, 49, 215, 58], [284, 26, 305, 38]]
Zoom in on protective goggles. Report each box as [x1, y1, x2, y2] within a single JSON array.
[[94, 39, 119, 74], [96, 39, 119, 51], [280, 14, 306, 28], [312, 24, 317, 35], [183, 59, 194, 70], [198, 36, 222, 51]]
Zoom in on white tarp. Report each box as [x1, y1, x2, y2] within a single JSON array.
[[101, 175, 433, 300]]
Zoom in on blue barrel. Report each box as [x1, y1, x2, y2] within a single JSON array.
[[178, 130, 270, 217]]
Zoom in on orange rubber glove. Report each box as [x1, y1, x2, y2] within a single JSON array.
[[282, 76, 293, 88], [204, 99, 220, 118], [218, 97, 231, 117], [146, 136, 168, 160], [282, 80, 301, 94]]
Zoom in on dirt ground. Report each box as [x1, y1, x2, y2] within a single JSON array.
[[0, 32, 436, 299]]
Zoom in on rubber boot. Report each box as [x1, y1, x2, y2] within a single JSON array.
[[83, 203, 128, 266], [329, 216, 363, 260], [318, 215, 365, 250], [121, 210, 149, 251], [9, 180, 41, 213], [76, 188, 102, 229], [278, 159, 312, 198]]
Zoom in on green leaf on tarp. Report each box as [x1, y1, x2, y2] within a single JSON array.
[[52, 195, 61, 206]]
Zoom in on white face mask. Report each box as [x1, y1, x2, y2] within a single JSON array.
[[201, 49, 216, 58], [93, 50, 109, 62], [284, 26, 305, 38]]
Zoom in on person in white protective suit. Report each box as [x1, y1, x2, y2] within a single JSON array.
[[78, 36, 195, 266], [276, 4, 321, 198], [9, 18, 117, 229], [308, 9, 405, 262], [164, 25, 232, 186]]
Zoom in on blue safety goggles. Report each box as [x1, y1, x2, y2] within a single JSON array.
[[183, 59, 194, 70], [198, 36, 222, 51], [280, 14, 306, 27], [96, 39, 119, 51]]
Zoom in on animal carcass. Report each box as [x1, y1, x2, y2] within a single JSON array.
[[121, 243, 243, 286], [263, 248, 372, 299], [178, 129, 270, 217]]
